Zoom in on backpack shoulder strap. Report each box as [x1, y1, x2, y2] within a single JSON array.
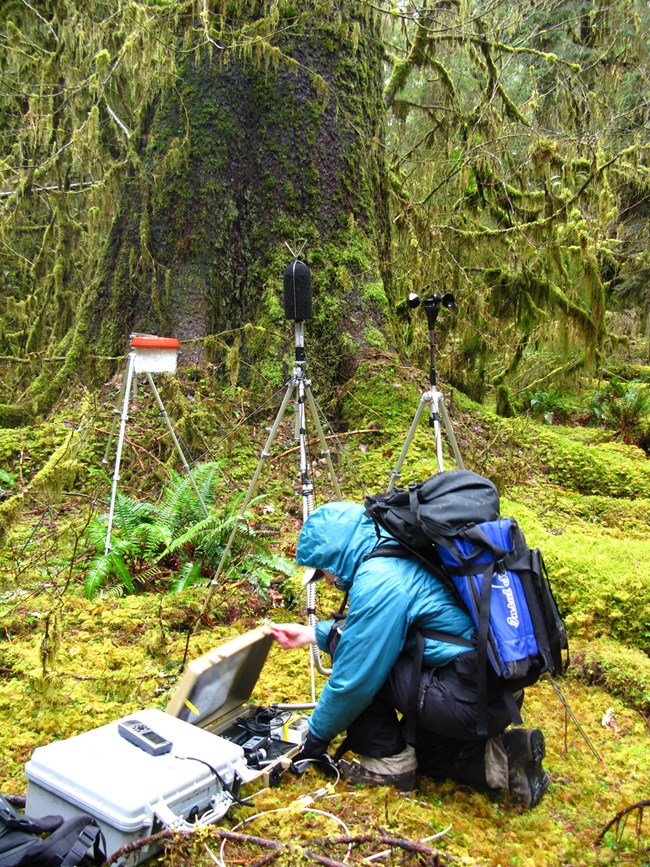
[[416, 626, 475, 649], [363, 541, 470, 616], [60, 819, 106, 867], [363, 541, 449, 581], [14, 816, 106, 867], [362, 542, 409, 562]]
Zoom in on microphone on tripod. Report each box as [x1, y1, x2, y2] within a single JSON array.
[[283, 260, 312, 322]]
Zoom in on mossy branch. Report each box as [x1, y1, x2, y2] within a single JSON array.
[[383, 18, 429, 109]]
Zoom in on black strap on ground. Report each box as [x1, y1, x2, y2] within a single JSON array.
[[60, 821, 106, 867]]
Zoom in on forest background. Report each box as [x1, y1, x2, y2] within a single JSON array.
[[0, 0, 649, 865]]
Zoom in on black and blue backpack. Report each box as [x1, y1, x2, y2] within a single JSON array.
[[0, 795, 105, 867], [364, 469, 569, 735]]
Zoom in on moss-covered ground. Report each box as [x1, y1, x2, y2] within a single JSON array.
[[0, 358, 648, 865]]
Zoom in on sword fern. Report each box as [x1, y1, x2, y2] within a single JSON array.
[[82, 462, 293, 598]]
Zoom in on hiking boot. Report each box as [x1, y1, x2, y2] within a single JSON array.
[[510, 759, 549, 809], [501, 727, 546, 766], [500, 728, 548, 809], [341, 744, 418, 792], [341, 760, 418, 792]]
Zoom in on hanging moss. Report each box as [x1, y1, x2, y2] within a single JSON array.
[[2, 0, 649, 421], [74, 3, 389, 405], [0, 494, 24, 546]]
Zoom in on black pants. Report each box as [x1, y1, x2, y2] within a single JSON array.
[[344, 652, 521, 788]]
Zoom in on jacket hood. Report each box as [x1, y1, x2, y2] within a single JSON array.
[[296, 501, 379, 589]]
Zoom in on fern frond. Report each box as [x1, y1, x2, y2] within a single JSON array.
[[159, 462, 222, 532], [101, 585, 126, 599], [192, 461, 223, 503], [247, 568, 272, 598], [161, 514, 220, 559], [249, 549, 295, 576], [84, 519, 111, 554], [111, 555, 135, 594], [113, 493, 158, 534], [80, 472, 285, 598], [130, 522, 172, 561], [173, 560, 203, 592], [84, 554, 114, 599], [133, 563, 163, 589], [110, 536, 141, 561], [83, 548, 134, 598]]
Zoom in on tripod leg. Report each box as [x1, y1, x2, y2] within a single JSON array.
[[102, 366, 132, 468], [387, 393, 430, 490], [303, 384, 343, 501], [196, 380, 297, 617], [104, 353, 136, 555], [294, 382, 327, 690], [429, 389, 446, 473], [145, 373, 209, 517], [438, 393, 464, 469], [294, 381, 332, 681]]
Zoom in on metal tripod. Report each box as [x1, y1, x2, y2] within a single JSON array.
[[196, 320, 342, 696], [102, 342, 208, 556], [388, 293, 463, 490]]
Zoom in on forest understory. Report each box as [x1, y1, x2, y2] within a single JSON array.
[[2, 1, 650, 863], [1, 345, 649, 866]]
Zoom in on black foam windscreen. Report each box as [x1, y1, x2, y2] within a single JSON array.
[[283, 260, 312, 321]]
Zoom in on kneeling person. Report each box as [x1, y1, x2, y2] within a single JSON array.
[[271, 501, 548, 809]]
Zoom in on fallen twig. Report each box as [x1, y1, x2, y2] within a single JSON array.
[[596, 799, 650, 851], [100, 824, 450, 865], [101, 826, 283, 866]]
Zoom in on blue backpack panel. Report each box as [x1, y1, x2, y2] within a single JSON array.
[[437, 518, 565, 683]]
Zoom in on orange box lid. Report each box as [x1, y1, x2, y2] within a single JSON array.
[[130, 336, 180, 350]]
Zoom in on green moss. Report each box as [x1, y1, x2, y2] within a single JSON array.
[[362, 279, 389, 311], [534, 432, 650, 498], [0, 404, 35, 427], [1, 353, 650, 865], [0, 427, 30, 464], [570, 638, 650, 714], [0, 494, 24, 545], [544, 528, 649, 653], [362, 325, 387, 350], [495, 384, 515, 417], [340, 357, 421, 430], [0, 593, 648, 867]]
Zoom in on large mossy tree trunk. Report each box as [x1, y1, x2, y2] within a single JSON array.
[[88, 4, 392, 396]]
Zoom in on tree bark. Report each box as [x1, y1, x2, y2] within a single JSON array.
[[89, 4, 391, 392]]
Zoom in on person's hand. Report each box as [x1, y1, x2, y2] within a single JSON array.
[[291, 730, 332, 774], [271, 623, 316, 649]]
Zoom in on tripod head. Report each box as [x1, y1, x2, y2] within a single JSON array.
[[385, 289, 463, 485], [408, 291, 454, 385], [408, 291, 454, 329]]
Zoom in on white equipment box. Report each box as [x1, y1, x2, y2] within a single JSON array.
[[24, 626, 304, 865], [130, 335, 180, 374], [25, 709, 243, 865]]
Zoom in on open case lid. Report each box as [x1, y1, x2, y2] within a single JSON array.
[[166, 625, 274, 729]]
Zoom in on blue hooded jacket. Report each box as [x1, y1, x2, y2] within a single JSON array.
[[296, 501, 475, 742]]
